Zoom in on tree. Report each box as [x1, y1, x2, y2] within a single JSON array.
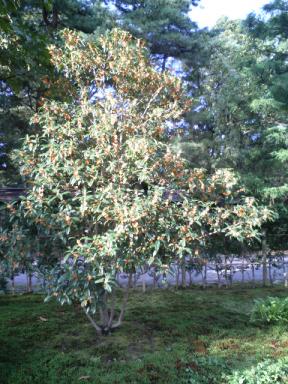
[[110, 0, 200, 70], [243, 1, 288, 199], [177, 15, 288, 272], [7, 28, 271, 334]]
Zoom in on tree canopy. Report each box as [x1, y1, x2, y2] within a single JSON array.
[[1, 28, 272, 332]]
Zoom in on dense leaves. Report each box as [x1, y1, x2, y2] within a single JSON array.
[[3, 28, 271, 331]]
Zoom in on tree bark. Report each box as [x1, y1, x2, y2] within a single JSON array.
[[251, 262, 255, 288], [142, 275, 146, 293], [262, 228, 268, 287], [176, 263, 180, 289], [28, 273, 33, 293], [161, 55, 167, 73], [268, 257, 273, 286], [202, 264, 207, 289], [216, 265, 221, 288], [112, 272, 132, 329], [11, 275, 15, 295], [83, 309, 102, 335], [181, 260, 186, 288]]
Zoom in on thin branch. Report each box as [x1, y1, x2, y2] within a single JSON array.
[[141, 86, 164, 117]]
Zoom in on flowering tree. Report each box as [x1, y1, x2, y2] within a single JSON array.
[[9, 29, 271, 334]]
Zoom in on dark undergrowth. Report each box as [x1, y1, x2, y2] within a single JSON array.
[[1, 286, 288, 383]]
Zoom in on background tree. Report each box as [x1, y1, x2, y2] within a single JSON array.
[[110, 0, 200, 70], [176, 14, 288, 258], [0, 0, 115, 185]]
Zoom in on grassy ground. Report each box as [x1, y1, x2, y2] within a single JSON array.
[[1, 286, 288, 384]]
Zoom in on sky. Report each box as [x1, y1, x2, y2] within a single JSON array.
[[190, 0, 268, 28]]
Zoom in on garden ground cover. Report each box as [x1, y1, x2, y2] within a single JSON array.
[[1, 286, 288, 383]]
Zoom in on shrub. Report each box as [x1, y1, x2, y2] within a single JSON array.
[[183, 356, 230, 384], [250, 296, 288, 325], [225, 357, 288, 384]]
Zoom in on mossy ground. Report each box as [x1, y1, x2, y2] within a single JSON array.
[[1, 286, 288, 383]]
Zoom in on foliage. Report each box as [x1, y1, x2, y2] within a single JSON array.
[[179, 14, 288, 253], [184, 355, 230, 384], [244, 1, 288, 205], [225, 357, 288, 384], [111, 0, 200, 69], [250, 296, 288, 325], [0, 0, 115, 185]]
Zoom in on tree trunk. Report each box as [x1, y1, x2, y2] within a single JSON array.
[[251, 263, 255, 288], [28, 273, 33, 292], [229, 260, 233, 287], [112, 272, 132, 329], [262, 228, 268, 287], [216, 266, 221, 288], [268, 257, 273, 286], [202, 264, 207, 289], [142, 275, 146, 293], [153, 270, 157, 289], [84, 273, 132, 335], [133, 273, 137, 287], [161, 55, 167, 73], [176, 263, 180, 289], [181, 260, 186, 288], [11, 275, 15, 295], [84, 310, 102, 335], [189, 269, 192, 286], [224, 257, 228, 288], [241, 254, 245, 286], [283, 257, 288, 287]]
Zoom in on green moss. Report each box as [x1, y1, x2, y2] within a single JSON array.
[[1, 287, 288, 383]]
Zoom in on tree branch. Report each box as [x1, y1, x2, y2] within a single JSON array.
[[83, 308, 102, 335], [111, 272, 132, 329]]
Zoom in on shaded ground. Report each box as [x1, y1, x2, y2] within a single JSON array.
[[1, 287, 288, 383]]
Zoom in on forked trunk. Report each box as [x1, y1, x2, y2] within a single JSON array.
[[84, 273, 133, 335]]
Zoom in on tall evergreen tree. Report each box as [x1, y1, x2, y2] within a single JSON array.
[[178, 13, 288, 251], [110, 0, 200, 70]]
